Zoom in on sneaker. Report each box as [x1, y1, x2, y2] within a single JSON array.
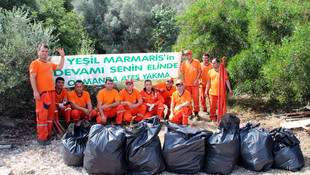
[[164, 115, 169, 120], [189, 114, 194, 120], [202, 110, 209, 115], [47, 135, 55, 141], [195, 112, 201, 121], [37, 139, 50, 146]]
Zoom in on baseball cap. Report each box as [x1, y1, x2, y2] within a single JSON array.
[[166, 76, 174, 82], [176, 80, 184, 86], [126, 79, 133, 84], [183, 50, 192, 55]]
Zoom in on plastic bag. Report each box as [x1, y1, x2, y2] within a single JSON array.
[[163, 121, 212, 173], [239, 123, 274, 171], [204, 113, 240, 174], [83, 124, 127, 174], [270, 127, 305, 172], [62, 120, 90, 166], [126, 116, 165, 175]]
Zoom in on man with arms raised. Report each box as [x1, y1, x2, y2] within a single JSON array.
[[153, 77, 176, 119], [96, 79, 124, 125], [29, 44, 65, 146], [119, 79, 146, 123], [181, 50, 201, 120], [169, 80, 193, 125], [140, 80, 165, 120], [68, 80, 96, 124], [54, 77, 71, 125]]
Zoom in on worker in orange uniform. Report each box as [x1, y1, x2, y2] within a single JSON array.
[[205, 58, 233, 121], [119, 79, 146, 123], [153, 76, 176, 119], [68, 80, 96, 124], [181, 50, 201, 120], [140, 80, 165, 120], [54, 77, 71, 125], [96, 79, 124, 125], [169, 80, 193, 125], [199, 53, 213, 114], [29, 44, 65, 146]]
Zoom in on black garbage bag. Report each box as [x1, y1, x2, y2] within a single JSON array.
[[270, 127, 305, 172], [239, 123, 274, 171], [126, 116, 165, 175], [62, 120, 90, 166], [163, 121, 212, 174], [83, 124, 127, 174], [204, 113, 240, 174]]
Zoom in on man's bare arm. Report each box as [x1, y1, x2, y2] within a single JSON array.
[[30, 72, 40, 100]]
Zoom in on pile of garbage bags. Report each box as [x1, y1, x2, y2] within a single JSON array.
[[61, 114, 304, 174]]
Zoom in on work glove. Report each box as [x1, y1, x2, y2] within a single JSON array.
[[174, 105, 181, 111], [169, 113, 174, 121], [149, 104, 155, 111], [59, 103, 64, 108]]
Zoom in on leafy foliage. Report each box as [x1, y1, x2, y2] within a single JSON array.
[[0, 8, 55, 116]]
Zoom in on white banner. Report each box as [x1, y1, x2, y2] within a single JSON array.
[[50, 52, 182, 88]]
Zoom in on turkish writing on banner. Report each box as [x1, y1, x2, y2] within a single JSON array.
[[50, 52, 182, 88]]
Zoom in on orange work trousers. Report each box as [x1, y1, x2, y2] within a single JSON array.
[[71, 109, 96, 124], [96, 105, 124, 125], [171, 106, 192, 125], [36, 90, 55, 141], [142, 103, 164, 121], [55, 105, 71, 122], [186, 86, 199, 112], [209, 95, 218, 121], [164, 97, 172, 117], [199, 87, 209, 111], [123, 104, 146, 123]]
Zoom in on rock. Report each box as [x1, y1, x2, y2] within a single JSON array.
[[0, 159, 5, 166], [0, 117, 18, 128], [0, 166, 13, 175], [25, 169, 35, 174]]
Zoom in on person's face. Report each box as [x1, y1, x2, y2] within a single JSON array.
[[145, 81, 152, 91], [75, 82, 83, 93], [166, 80, 173, 88], [125, 82, 133, 91], [212, 59, 220, 69], [176, 84, 183, 91], [56, 80, 64, 89], [184, 54, 192, 61], [203, 56, 210, 64], [37, 46, 49, 59], [105, 81, 114, 90]]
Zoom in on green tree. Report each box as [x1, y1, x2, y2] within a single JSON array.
[[0, 8, 55, 117]]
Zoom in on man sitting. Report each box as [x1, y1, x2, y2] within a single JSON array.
[[169, 80, 193, 125], [119, 79, 146, 123], [54, 77, 71, 124], [96, 79, 124, 125], [140, 80, 165, 120], [153, 76, 176, 119], [68, 80, 96, 124]]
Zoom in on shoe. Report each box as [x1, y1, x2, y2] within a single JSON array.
[[132, 120, 139, 125], [47, 135, 55, 141], [202, 110, 209, 115], [164, 115, 169, 120], [37, 139, 50, 146], [194, 112, 200, 121], [189, 114, 194, 120]]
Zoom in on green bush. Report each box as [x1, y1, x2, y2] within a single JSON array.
[[0, 8, 54, 117]]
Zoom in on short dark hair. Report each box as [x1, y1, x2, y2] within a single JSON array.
[[55, 77, 64, 83], [75, 80, 83, 85], [37, 44, 49, 51], [213, 58, 220, 63], [144, 79, 152, 84], [203, 53, 210, 57], [105, 78, 113, 84]]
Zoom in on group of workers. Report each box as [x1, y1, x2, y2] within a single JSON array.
[[29, 44, 232, 146]]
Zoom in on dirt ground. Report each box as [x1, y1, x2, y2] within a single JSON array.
[[0, 110, 309, 175]]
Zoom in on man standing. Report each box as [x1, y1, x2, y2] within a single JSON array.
[[29, 44, 65, 146], [54, 77, 71, 124], [140, 80, 165, 120], [153, 76, 176, 119], [199, 54, 213, 114], [68, 80, 96, 124], [169, 80, 193, 125], [205, 58, 233, 121], [119, 79, 146, 123], [181, 50, 201, 120], [96, 79, 124, 125]]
